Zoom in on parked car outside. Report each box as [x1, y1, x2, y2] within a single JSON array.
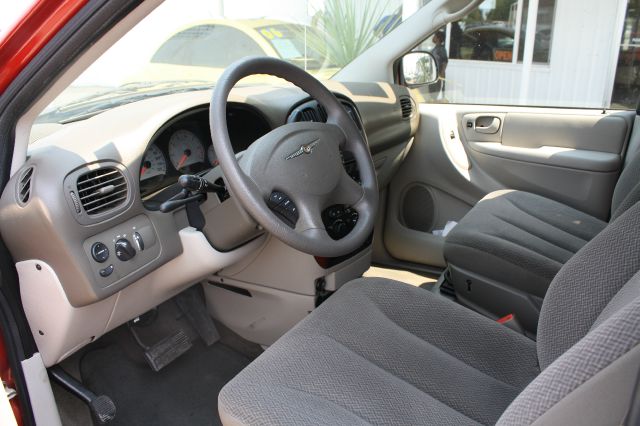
[[131, 19, 338, 84]]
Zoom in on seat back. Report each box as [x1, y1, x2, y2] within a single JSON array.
[[498, 277, 640, 425], [497, 202, 640, 424], [536, 200, 640, 368], [611, 151, 640, 221]]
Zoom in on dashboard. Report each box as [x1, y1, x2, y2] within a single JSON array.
[[0, 81, 418, 366], [3, 82, 415, 306], [139, 104, 271, 198]]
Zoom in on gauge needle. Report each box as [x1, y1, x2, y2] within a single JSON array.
[[177, 153, 188, 169], [140, 166, 148, 176]]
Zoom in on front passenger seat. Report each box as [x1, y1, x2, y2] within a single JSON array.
[[443, 151, 640, 333], [218, 201, 640, 425]]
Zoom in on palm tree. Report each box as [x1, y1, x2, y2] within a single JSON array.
[[300, 0, 399, 68]]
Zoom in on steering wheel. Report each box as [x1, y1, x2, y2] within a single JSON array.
[[209, 57, 378, 257]]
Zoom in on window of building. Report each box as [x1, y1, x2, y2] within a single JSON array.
[[447, 0, 556, 64], [414, 0, 633, 110], [612, 0, 640, 109], [517, 0, 555, 63]]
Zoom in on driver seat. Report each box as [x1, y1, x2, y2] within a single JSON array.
[[218, 201, 640, 425]]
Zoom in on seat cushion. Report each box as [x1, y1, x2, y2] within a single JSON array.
[[444, 190, 606, 298], [219, 278, 539, 425]]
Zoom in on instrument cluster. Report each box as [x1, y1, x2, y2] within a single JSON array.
[[139, 105, 271, 198]]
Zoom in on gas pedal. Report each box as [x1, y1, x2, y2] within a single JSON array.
[[143, 329, 192, 372], [129, 324, 192, 372]]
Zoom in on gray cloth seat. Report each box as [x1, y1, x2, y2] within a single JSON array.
[[219, 201, 640, 425], [445, 189, 606, 297], [443, 153, 640, 333], [221, 278, 539, 426]]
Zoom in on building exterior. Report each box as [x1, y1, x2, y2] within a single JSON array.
[[440, 0, 637, 109], [36, 0, 639, 112]]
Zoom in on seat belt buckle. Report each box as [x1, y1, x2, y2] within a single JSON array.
[[497, 313, 524, 334]]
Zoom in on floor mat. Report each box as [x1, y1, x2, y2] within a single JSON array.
[[80, 330, 251, 426]]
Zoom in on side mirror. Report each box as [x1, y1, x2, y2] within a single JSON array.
[[401, 51, 439, 87]]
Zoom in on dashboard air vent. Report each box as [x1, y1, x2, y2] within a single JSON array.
[[77, 167, 128, 215], [317, 104, 328, 122], [17, 166, 34, 205], [400, 96, 413, 119], [292, 101, 361, 130], [298, 107, 322, 122]]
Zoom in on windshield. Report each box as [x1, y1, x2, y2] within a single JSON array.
[[38, 0, 424, 124]]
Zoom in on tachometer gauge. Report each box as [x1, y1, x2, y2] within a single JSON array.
[[168, 129, 205, 171], [207, 145, 219, 167], [140, 144, 167, 181]]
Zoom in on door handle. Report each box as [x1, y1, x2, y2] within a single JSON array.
[[474, 116, 501, 134]]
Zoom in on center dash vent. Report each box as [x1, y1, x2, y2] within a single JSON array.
[[400, 96, 414, 119], [16, 166, 34, 205], [76, 167, 128, 216], [291, 100, 362, 132], [296, 107, 325, 122]]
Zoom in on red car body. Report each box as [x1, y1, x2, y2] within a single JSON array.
[[0, 2, 87, 424], [0, 0, 86, 93]]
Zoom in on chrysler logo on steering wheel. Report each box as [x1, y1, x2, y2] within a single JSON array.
[[285, 140, 319, 160]]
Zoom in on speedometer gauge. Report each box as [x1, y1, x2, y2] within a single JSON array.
[[168, 129, 205, 171], [140, 144, 167, 181]]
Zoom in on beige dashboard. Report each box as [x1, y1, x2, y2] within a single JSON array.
[[0, 81, 418, 365]]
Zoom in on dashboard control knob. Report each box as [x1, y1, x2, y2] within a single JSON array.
[[99, 264, 114, 277], [115, 238, 136, 261], [133, 232, 144, 251], [91, 242, 110, 263]]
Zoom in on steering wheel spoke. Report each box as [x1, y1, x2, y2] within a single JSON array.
[[332, 171, 365, 208], [295, 198, 326, 233]]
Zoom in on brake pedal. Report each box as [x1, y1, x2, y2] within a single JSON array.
[[129, 325, 192, 372]]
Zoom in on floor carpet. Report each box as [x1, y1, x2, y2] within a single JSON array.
[[80, 330, 252, 426]]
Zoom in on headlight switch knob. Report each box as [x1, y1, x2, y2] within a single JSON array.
[[115, 238, 136, 262]]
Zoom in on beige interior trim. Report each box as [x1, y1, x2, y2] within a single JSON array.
[[468, 141, 621, 172], [17, 260, 116, 367], [21, 353, 62, 426], [501, 112, 629, 152], [204, 279, 316, 346], [205, 235, 372, 345]]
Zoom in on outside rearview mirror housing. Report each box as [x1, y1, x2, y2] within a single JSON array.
[[402, 51, 438, 87]]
